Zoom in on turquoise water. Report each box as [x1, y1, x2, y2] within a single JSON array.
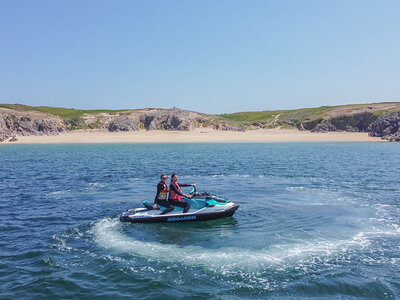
[[1, 143, 400, 299]]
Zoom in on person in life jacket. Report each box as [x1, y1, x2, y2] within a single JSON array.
[[168, 173, 196, 213], [153, 174, 175, 215]]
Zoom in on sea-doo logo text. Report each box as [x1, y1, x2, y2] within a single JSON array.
[[167, 215, 197, 222]]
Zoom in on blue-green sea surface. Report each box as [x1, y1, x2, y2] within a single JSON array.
[[1, 143, 400, 299]]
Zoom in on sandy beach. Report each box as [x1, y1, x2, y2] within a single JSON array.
[[1, 128, 383, 144]]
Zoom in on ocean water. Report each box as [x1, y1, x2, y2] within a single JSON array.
[[0, 143, 400, 299]]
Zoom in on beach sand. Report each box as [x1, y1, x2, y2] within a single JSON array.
[[1, 128, 383, 144]]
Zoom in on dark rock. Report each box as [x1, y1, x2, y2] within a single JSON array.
[[164, 115, 183, 130], [16, 117, 64, 136], [9, 136, 18, 142], [303, 112, 378, 132], [388, 132, 400, 142], [140, 112, 167, 130], [163, 109, 205, 131], [164, 114, 191, 131], [34, 119, 65, 135], [0, 113, 65, 141], [301, 119, 323, 131], [368, 111, 400, 141], [330, 112, 377, 132], [17, 116, 36, 135], [143, 115, 155, 130], [108, 117, 140, 132], [311, 120, 337, 132]]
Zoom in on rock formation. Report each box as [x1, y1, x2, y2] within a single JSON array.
[[2, 104, 400, 142], [368, 111, 400, 142], [108, 117, 140, 132], [0, 111, 65, 142], [311, 120, 338, 132], [307, 110, 400, 141]]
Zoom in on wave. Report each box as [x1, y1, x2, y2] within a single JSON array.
[[88, 182, 108, 189], [91, 217, 397, 273]]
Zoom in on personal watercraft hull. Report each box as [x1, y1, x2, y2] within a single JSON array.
[[120, 203, 239, 223]]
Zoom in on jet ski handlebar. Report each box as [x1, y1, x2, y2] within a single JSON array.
[[190, 186, 198, 195]]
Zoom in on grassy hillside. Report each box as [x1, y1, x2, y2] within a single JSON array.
[[1, 102, 400, 131], [0, 104, 127, 119], [219, 103, 400, 128]]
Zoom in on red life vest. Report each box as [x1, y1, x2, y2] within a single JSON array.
[[158, 181, 168, 200], [169, 182, 183, 201]]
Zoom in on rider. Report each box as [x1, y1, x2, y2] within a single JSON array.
[[168, 173, 196, 213], [153, 174, 175, 215]]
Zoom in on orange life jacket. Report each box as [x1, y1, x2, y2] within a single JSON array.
[[169, 182, 182, 201], [158, 181, 168, 200]]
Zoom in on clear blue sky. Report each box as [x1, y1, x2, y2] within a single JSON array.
[[0, 0, 399, 114]]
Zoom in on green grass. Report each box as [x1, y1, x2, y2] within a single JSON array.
[[0, 104, 127, 119], [220, 106, 334, 124], [2, 102, 399, 131], [277, 107, 333, 124], [219, 103, 400, 127], [220, 110, 288, 122]]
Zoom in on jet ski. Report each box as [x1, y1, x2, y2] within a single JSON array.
[[120, 187, 239, 223]]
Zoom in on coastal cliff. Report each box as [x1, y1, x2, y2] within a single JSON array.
[[0, 105, 242, 142], [0, 108, 65, 142], [221, 102, 400, 142], [1, 103, 400, 142]]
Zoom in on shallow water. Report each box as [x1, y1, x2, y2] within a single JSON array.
[[1, 143, 400, 299]]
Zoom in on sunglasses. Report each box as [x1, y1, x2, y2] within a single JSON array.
[[162, 177, 168, 179]]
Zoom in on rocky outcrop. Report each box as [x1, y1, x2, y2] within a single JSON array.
[[308, 112, 378, 133], [330, 112, 377, 132], [107, 117, 140, 132], [307, 110, 400, 142], [311, 120, 337, 132], [0, 107, 245, 142], [0, 113, 65, 142], [164, 109, 205, 130], [138, 109, 208, 131], [5, 103, 398, 142], [141, 114, 163, 130], [105, 109, 206, 132], [0, 116, 8, 142], [300, 119, 322, 131], [368, 111, 400, 142]]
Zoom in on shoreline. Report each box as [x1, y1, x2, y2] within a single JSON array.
[[0, 129, 383, 144]]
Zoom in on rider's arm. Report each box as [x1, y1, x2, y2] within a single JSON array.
[[154, 183, 163, 204], [170, 182, 189, 198]]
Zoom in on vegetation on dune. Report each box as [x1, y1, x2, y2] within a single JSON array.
[[220, 106, 334, 123], [220, 110, 288, 123], [219, 103, 400, 128], [1, 102, 399, 132], [0, 104, 127, 119]]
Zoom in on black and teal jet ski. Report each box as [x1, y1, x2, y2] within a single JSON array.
[[120, 187, 239, 223]]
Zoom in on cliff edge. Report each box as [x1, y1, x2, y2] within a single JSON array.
[[1, 103, 400, 142]]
